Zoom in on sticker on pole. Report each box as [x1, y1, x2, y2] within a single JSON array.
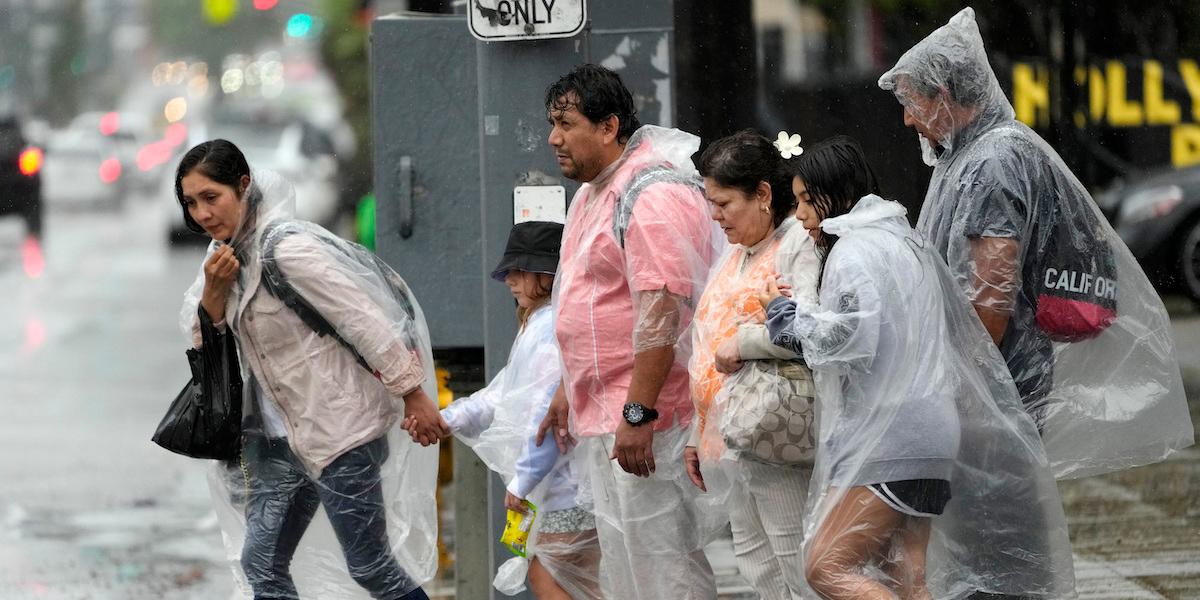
[[468, 0, 586, 41], [513, 185, 566, 224]]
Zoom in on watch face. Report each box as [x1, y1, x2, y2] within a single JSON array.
[[624, 403, 644, 424]]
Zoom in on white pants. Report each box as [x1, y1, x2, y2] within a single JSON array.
[[584, 427, 719, 600], [727, 459, 815, 600]]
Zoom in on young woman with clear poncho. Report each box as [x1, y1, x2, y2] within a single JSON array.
[[175, 139, 442, 600], [685, 130, 821, 600], [758, 136, 1075, 599], [407, 221, 602, 599]]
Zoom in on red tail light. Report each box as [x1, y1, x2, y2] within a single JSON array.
[[18, 147, 42, 176], [99, 157, 122, 184], [22, 236, 44, 279], [99, 111, 120, 136]]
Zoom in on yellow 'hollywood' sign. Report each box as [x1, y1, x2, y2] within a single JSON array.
[[1012, 60, 1200, 167]]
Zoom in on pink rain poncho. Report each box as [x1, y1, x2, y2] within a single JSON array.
[[554, 125, 722, 437], [180, 170, 439, 598], [765, 196, 1075, 599], [879, 7, 1193, 479], [552, 125, 728, 598]]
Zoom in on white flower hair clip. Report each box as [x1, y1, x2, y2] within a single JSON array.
[[774, 131, 803, 159]]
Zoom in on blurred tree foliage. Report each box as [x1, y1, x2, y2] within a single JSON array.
[[315, 0, 451, 209], [316, 1, 373, 210], [45, 0, 86, 125]]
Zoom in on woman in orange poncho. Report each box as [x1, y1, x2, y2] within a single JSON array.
[[685, 130, 822, 600]]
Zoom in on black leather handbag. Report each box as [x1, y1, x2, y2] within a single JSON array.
[[152, 306, 243, 460]]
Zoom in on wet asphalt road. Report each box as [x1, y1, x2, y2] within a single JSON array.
[[0, 196, 231, 599], [0, 197, 1196, 599]]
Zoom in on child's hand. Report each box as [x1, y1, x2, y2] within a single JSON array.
[[757, 275, 787, 309], [402, 388, 451, 446], [400, 415, 428, 444], [505, 491, 528, 514]]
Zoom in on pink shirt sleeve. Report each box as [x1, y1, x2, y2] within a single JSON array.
[[623, 183, 711, 298]]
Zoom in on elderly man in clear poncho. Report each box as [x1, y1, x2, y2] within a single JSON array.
[[879, 7, 1193, 481]]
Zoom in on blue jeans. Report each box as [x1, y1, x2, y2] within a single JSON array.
[[241, 435, 428, 600]]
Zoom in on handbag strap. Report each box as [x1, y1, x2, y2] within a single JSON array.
[[197, 304, 223, 349], [196, 304, 242, 379], [751, 358, 815, 396]]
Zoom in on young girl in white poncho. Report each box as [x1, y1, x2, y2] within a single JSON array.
[[759, 136, 1073, 600], [405, 221, 601, 599]]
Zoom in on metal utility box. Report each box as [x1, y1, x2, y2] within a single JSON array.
[[372, 14, 484, 350], [373, 4, 675, 357], [371, 4, 675, 597]]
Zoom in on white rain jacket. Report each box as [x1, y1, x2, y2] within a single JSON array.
[[441, 305, 600, 598], [880, 7, 1194, 479], [441, 305, 578, 511], [765, 196, 1075, 598], [179, 169, 439, 597]]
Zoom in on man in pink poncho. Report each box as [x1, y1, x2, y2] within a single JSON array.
[[535, 64, 722, 599]]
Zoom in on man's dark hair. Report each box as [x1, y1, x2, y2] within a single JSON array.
[[697, 129, 795, 228], [545, 64, 642, 144], [174, 138, 252, 234]]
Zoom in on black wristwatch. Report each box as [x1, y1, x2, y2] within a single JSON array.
[[622, 402, 659, 427]]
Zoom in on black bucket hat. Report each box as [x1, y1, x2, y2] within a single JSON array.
[[491, 221, 564, 281]]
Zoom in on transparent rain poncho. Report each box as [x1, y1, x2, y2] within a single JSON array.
[[551, 125, 727, 597], [179, 169, 439, 599], [880, 8, 1194, 479], [690, 216, 821, 467], [439, 305, 601, 598], [688, 217, 822, 600], [765, 196, 1075, 599], [553, 125, 724, 437]]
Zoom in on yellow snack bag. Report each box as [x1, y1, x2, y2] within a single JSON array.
[[499, 499, 537, 557]]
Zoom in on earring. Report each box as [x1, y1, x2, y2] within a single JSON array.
[[761, 204, 770, 213]]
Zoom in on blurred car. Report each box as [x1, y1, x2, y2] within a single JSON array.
[[1094, 165, 1200, 303], [41, 127, 128, 211], [167, 118, 339, 244], [0, 116, 44, 238], [67, 111, 162, 193]]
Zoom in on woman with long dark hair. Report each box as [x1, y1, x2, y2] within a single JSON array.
[[759, 136, 1073, 599]]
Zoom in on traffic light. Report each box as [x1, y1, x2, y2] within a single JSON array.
[[287, 13, 314, 38], [202, 0, 239, 26]]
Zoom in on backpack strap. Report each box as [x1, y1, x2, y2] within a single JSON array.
[[260, 223, 375, 374], [611, 165, 703, 247]]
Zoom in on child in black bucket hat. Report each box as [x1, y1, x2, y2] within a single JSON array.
[[490, 221, 564, 326], [405, 220, 602, 598]]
